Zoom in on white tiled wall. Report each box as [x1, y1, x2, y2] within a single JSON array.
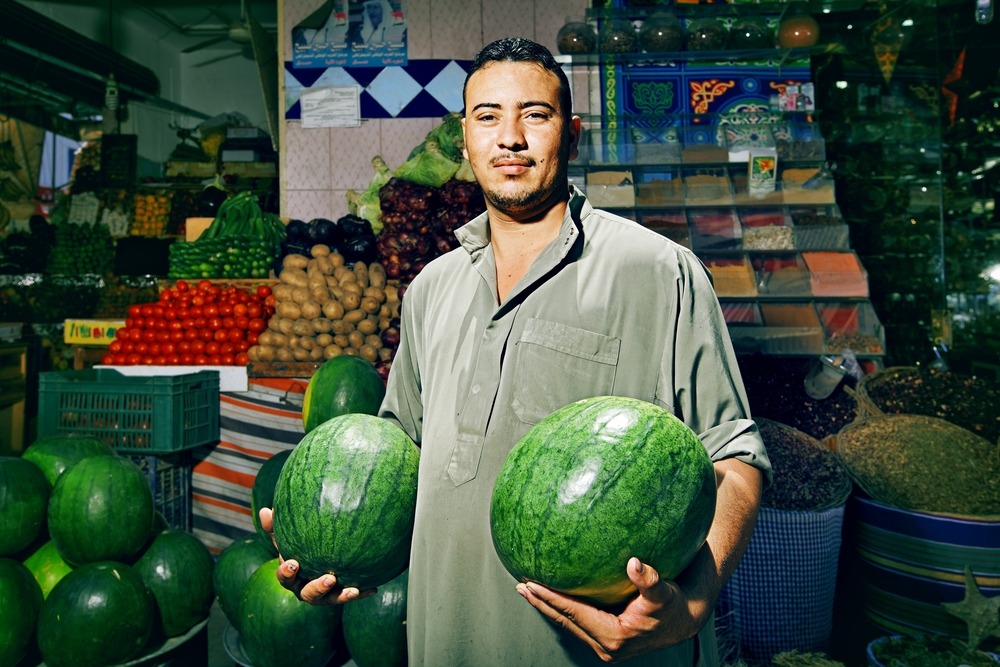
[[280, 0, 586, 222]]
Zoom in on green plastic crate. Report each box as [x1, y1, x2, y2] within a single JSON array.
[[37, 369, 220, 453]]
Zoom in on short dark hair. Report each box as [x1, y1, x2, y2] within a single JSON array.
[[463, 37, 572, 118]]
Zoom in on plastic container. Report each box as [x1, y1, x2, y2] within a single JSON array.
[[127, 453, 194, 532], [37, 368, 220, 453], [557, 18, 597, 55], [638, 12, 684, 53]]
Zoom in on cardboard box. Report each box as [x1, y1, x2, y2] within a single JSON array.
[[186, 217, 215, 242]]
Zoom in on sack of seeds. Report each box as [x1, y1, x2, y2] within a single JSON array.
[[758, 418, 853, 512], [835, 414, 1000, 517]]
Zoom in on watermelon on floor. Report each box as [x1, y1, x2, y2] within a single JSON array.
[[342, 569, 408, 667], [490, 396, 717, 606], [301, 355, 386, 433], [22, 434, 114, 487], [133, 530, 215, 638], [0, 558, 42, 667], [214, 535, 276, 632]]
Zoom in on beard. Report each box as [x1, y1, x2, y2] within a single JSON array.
[[480, 153, 569, 215]]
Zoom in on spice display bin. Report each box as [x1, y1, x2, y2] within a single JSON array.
[[758, 303, 825, 355], [818, 302, 885, 355], [639, 209, 690, 247], [37, 368, 220, 453], [752, 253, 812, 296], [789, 205, 851, 250]]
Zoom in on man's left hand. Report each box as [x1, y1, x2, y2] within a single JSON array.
[[515, 557, 703, 663]]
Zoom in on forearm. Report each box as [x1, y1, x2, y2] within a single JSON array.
[[677, 457, 762, 623]]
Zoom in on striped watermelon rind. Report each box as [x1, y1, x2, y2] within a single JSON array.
[[490, 396, 717, 606]]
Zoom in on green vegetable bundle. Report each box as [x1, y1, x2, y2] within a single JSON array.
[[47, 222, 115, 276], [201, 190, 286, 250], [168, 236, 275, 279]]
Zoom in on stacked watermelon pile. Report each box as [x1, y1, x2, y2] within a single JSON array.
[[0, 435, 215, 667]]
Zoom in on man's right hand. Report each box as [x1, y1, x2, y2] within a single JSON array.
[[257, 507, 375, 606]]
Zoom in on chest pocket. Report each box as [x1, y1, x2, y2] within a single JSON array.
[[512, 318, 621, 425]]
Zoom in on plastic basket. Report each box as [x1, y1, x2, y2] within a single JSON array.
[[37, 369, 220, 453], [128, 453, 193, 533]]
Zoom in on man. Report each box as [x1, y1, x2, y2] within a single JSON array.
[[264, 37, 770, 666], [359, 0, 392, 44]]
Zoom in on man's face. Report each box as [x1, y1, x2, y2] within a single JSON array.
[[462, 61, 580, 220], [366, 3, 383, 24]]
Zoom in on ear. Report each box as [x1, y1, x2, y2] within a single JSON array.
[[567, 115, 582, 162], [461, 116, 469, 160]]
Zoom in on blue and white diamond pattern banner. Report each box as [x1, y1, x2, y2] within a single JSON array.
[[285, 59, 471, 120]]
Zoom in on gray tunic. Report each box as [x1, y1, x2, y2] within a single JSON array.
[[379, 187, 770, 667]]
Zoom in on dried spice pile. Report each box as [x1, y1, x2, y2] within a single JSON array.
[[739, 357, 859, 441], [836, 414, 1000, 516], [758, 419, 852, 511], [859, 367, 1000, 443]]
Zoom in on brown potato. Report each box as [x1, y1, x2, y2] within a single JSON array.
[[359, 344, 379, 362], [342, 347, 359, 357], [333, 334, 350, 348], [360, 296, 381, 314], [316, 333, 334, 348], [309, 346, 325, 361], [276, 302, 302, 320], [257, 345, 277, 362], [340, 292, 361, 311], [364, 286, 387, 302], [334, 266, 355, 283], [282, 254, 310, 270], [365, 334, 382, 349], [329, 251, 345, 268], [310, 285, 330, 303], [270, 332, 289, 348], [267, 316, 284, 332], [310, 244, 331, 258], [311, 318, 333, 334], [272, 283, 294, 301], [300, 301, 322, 320], [276, 347, 295, 362], [293, 347, 311, 361], [279, 267, 309, 287], [331, 320, 354, 336], [347, 330, 365, 350], [277, 318, 295, 335], [291, 287, 312, 305], [353, 262, 369, 289], [292, 319, 314, 337], [247, 346, 260, 362], [298, 336, 316, 351], [379, 347, 394, 362], [368, 263, 387, 289], [323, 344, 343, 359], [343, 308, 366, 325], [322, 300, 345, 320]]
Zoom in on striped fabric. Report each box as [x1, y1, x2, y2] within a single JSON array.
[[717, 505, 845, 661], [192, 378, 308, 554], [851, 496, 1000, 643]]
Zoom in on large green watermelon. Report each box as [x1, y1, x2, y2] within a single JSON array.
[[342, 569, 408, 667], [301, 355, 386, 433], [37, 561, 156, 667], [214, 535, 276, 632], [0, 456, 51, 556], [240, 557, 342, 667], [22, 434, 114, 487], [47, 455, 154, 566], [490, 396, 717, 606], [133, 530, 215, 638], [250, 449, 292, 553], [21, 539, 74, 598], [0, 558, 42, 667], [272, 414, 419, 589]]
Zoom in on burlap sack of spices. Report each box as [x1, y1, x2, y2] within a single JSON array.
[[834, 413, 1000, 517]]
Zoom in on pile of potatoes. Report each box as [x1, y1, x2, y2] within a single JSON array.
[[248, 244, 401, 365]]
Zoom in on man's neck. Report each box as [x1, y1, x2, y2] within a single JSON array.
[[488, 200, 567, 303]]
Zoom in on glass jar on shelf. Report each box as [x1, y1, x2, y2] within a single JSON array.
[[685, 18, 729, 51], [557, 17, 598, 55], [638, 12, 684, 53], [599, 18, 639, 54], [778, 10, 820, 48], [729, 17, 775, 50]]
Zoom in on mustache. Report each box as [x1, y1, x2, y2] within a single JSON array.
[[489, 153, 535, 167]]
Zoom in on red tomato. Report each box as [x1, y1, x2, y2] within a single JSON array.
[[218, 303, 234, 317], [235, 340, 250, 353], [161, 342, 176, 355], [190, 340, 205, 354], [184, 328, 199, 341], [248, 318, 266, 333], [116, 328, 130, 340], [142, 330, 157, 343], [200, 329, 215, 342], [177, 341, 191, 354], [264, 294, 277, 309], [140, 304, 154, 318], [166, 354, 181, 365], [197, 280, 213, 291], [176, 280, 190, 292], [233, 304, 248, 319], [208, 317, 223, 331], [130, 329, 144, 342], [126, 353, 142, 365], [235, 352, 250, 366], [108, 340, 123, 354], [256, 285, 272, 299], [213, 329, 229, 343], [227, 328, 244, 343], [246, 304, 261, 319], [247, 332, 259, 346], [102, 354, 115, 365], [191, 295, 206, 307], [221, 317, 236, 330], [180, 353, 195, 365], [128, 304, 142, 318], [234, 316, 249, 330], [203, 304, 219, 319], [220, 354, 236, 366], [205, 341, 221, 356]]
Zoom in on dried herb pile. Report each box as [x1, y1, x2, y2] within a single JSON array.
[[739, 357, 859, 441], [871, 634, 999, 667], [859, 367, 1000, 443], [758, 419, 852, 511], [836, 414, 1000, 516]]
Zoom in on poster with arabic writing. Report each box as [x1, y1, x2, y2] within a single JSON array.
[[292, 0, 407, 68]]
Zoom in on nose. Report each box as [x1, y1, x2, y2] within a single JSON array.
[[497, 117, 527, 152]]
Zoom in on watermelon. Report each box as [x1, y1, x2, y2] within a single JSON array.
[[213, 535, 276, 632], [250, 449, 292, 553], [47, 455, 154, 566], [272, 414, 419, 589], [0, 456, 51, 556], [133, 530, 215, 638], [490, 396, 717, 606], [0, 558, 43, 667], [37, 561, 156, 667], [342, 569, 408, 667], [302, 355, 386, 433], [22, 434, 114, 487], [240, 557, 342, 667], [21, 539, 74, 598]]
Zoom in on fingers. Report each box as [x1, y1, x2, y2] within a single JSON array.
[[274, 559, 374, 606], [628, 557, 663, 596], [517, 583, 612, 660], [258, 507, 273, 533]]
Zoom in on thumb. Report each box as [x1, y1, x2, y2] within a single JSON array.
[[628, 557, 668, 601]]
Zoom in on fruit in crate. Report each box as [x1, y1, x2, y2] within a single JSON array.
[[47, 455, 154, 565], [271, 414, 420, 589], [239, 557, 343, 667], [134, 529, 215, 637], [0, 456, 51, 556], [301, 354, 386, 433], [103, 280, 274, 366], [37, 561, 155, 667], [490, 396, 717, 606]]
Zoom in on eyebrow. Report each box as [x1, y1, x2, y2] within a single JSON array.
[[471, 100, 557, 113]]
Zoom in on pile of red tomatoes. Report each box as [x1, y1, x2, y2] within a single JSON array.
[[103, 280, 275, 366]]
